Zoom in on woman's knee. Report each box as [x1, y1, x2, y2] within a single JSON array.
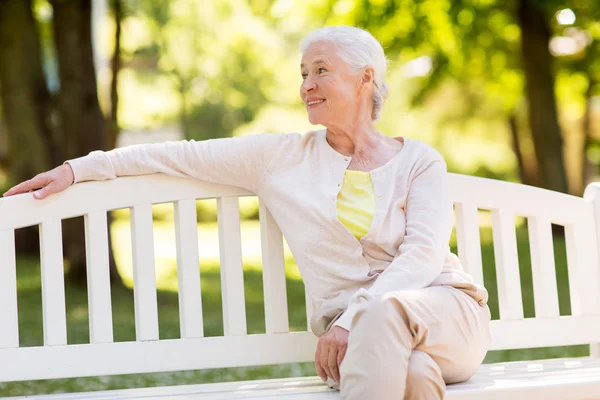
[[353, 296, 402, 331], [405, 350, 444, 399]]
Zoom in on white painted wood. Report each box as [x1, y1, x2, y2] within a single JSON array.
[[564, 220, 600, 316], [592, 344, 600, 358], [6, 358, 600, 399], [306, 290, 314, 333], [0, 173, 589, 231], [491, 208, 524, 320], [488, 315, 600, 350], [259, 199, 289, 334], [445, 356, 600, 400], [130, 204, 159, 341], [39, 219, 67, 346], [0, 175, 252, 231], [584, 183, 600, 355], [84, 211, 114, 343], [3, 376, 338, 399], [454, 203, 484, 286], [2, 173, 600, 397], [0, 332, 318, 382], [174, 199, 204, 339], [217, 197, 247, 336], [0, 229, 18, 348], [527, 216, 560, 318], [450, 174, 590, 226]]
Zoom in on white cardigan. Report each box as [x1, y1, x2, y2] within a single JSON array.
[[66, 129, 488, 337]]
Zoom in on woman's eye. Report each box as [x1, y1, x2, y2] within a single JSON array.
[[318, 68, 327, 73], [301, 73, 308, 80]]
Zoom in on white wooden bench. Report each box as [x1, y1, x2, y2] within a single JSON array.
[[1, 173, 600, 399]]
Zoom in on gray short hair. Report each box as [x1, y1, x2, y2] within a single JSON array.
[[300, 26, 390, 121]]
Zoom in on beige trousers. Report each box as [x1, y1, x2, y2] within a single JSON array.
[[337, 285, 492, 399]]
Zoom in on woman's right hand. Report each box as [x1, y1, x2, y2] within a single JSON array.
[[2, 164, 75, 200]]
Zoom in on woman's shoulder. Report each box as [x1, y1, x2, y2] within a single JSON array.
[[246, 130, 319, 146], [403, 137, 446, 164], [250, 129, 325, 156]]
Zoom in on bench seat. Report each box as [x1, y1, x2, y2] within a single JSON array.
[[8, 356, 600, 400]]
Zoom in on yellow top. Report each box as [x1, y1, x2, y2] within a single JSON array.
[[336, 169, 376, 240]]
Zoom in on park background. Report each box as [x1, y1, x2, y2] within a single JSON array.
[[0, 0, 599, 396]]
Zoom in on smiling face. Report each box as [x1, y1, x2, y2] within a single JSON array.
[[300, 41, 370, 127]]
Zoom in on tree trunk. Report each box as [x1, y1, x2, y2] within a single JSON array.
[[509, 114, 528, 185], [508, 113, 540, 187], [0, 0, 53, 254], [517, 0, 569, 193], [581, 76, 596, 193], [51, 0, 122, 286], [0, 117, 7, 171], [108, 0, 122, 150]]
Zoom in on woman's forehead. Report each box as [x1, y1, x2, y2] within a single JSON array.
[[301, 42, 340, 68]]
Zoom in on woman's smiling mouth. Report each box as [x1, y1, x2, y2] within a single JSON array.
[[308, 99, 326, 108]]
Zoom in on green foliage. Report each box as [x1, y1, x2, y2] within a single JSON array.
[[121, 0, 281, 140], [317, 0, 598, 130]]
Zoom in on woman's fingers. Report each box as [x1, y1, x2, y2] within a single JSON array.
[[315, 327, 349, 385], [3, 165, 73, 199], [3, 174, 48, 197], [337, 345, 346, 369], [328, 343, 340, 382], [319, 339, 334, 382], [34, 181, 60, 200], [315, 341, 327, 382]]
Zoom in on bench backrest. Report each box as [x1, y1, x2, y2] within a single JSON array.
[[0, 173, 599, 382], [451, 175, 600, 352]]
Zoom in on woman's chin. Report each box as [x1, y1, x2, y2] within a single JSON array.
[[308, 114, 326, 126]]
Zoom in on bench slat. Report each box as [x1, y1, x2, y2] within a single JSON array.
[[174, 199, 204, 338], [217, 197, 247, 336], [491, 208, 524, 320], [130, 204, 159, 341], [454, 203, 484, 286], [84, 211, 114, 343], [305, 290, 314, 333], [39, 219, 67, 346], [0, 230, 18, 348], [0, 332, 318, 382], [583, 183, 600, 356], [259, 199, 289, 334], [450, 174, 589, 226], [527, 216, 560, 318], [565, 220, 600, 317], [489, 315, 600, 350]]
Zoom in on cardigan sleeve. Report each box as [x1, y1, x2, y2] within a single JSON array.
[[333, 155, 452, 331], [64, 133, 287, 193]]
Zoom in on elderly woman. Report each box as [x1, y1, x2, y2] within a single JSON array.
[[4, 26, 491, 399]]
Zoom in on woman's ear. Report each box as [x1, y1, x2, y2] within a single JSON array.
[[361, 66, 375, 85]]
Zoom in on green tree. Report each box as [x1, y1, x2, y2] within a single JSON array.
[[131, 0, 277, 141], [0, 0, 123, 285], [320, 0, 599, 194]]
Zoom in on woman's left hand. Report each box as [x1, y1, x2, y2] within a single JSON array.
[[315, 325, 349, 384]]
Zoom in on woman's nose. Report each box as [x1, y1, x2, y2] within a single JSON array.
[[301, 78, 316, 94]]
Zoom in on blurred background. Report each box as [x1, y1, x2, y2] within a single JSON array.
[[0, 0, 599, 396]]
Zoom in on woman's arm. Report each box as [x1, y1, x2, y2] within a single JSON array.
[[66, 133, 287, 193], [4, 133, 287, 200]]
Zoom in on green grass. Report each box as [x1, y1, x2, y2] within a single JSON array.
[[0, 221, 589, 396]]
